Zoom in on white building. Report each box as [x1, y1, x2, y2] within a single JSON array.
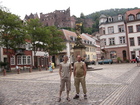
[[99, 14, 128, 62], [125, 9, 140, 59]]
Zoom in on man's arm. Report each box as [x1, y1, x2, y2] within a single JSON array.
[[69, 64, 72, 77], [73, 63, 76, 77], [83, 62, 87, 77], [59, 64, 62, 78]]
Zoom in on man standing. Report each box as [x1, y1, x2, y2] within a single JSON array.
[[58, 55, 72, 102], [73, 55, 87, 99]]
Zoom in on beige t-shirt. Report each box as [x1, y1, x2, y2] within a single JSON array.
[[74, 61, 84, 77], [60, 62, 70, 79]]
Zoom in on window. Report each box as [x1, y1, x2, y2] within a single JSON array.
[[128, 26, 133, 33], [108, 27, 114, 34], [128, 15, 135, 21], [70, 36, 73, 41], [136, 25, 140, 32], [23, 55, 26, 64], [10, 56, 15, 65], [103, 39, 106, 45], [118, 25, 124, 32], [118, 15, 123, 20], [103, 29, 105, 34], [17, 56, 22, 65], [120, 36, 125, 44], [138, 37, 140, 45], [110, 51, 117, 58], [129, 38, 135, 46], [136, 13, 140, 19], [17, 55, 31, 65], [86, 47, 89, 52], [27, 56, 31, 64], [108, 17, 113, 22], [109, 38, 115, 45]]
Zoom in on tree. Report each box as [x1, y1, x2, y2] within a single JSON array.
[[0, 7, 29, 70], [45, 26, 66, 56], [26, 18, 46, 67]]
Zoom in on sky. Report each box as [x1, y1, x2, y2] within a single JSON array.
[[1, 0, 140, 19]]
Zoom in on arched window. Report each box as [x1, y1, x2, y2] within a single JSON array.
[[110, 51, 117, 59], [136, 13, 140, 19], [128, 15, 135, 21]]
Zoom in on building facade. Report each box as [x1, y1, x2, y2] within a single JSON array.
[[54, 29, 97, 65], [125, 9, 140, 60], [99, 14, 128, 62]]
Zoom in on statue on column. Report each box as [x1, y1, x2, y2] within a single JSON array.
[[74, 23, 85, 47]]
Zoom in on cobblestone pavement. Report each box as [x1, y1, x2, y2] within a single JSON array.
[[0, 63, 140, 105]]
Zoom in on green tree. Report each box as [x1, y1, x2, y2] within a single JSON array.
[[0, 7, 28, 70], [26, 18, 46, 67], [45, 26, 66, 56]]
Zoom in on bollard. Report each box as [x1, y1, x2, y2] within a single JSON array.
[[38, 66, 41, 71], [46, 66, 48, 70], [17, 68, 20, 74], [29, 67, 32, 73], [3, 69, 6, 76]]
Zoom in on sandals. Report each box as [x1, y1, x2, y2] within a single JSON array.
[[66, 97, 70, 101], [57, 97, 70, 102]]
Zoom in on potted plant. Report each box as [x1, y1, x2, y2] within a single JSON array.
[[117, 57, 121, 63]]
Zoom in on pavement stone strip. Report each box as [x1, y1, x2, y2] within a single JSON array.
[[0, 63, 140, 105]]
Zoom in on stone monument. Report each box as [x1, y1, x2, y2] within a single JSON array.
[[73, 23, 86, 62]]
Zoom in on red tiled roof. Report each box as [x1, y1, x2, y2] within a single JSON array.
[[62, 29, 88, 41], [125, 9, 140, 21]]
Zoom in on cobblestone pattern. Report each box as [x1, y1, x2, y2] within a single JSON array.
[[0, 63, 140, 105]]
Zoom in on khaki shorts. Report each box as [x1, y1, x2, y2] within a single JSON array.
[[60, 77, 71, 91]]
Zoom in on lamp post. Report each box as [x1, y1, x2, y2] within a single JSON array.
[[44, 52, 49, 70]]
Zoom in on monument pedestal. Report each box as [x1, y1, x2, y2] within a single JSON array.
[[73, 46, 86, 62]]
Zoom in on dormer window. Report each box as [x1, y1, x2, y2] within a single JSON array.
[[128, 15, 135, 21], [108, 17, 113, 22], [118, 15, 123, 20], [70, 36, 73, 41], [136, 13, 140, 19]]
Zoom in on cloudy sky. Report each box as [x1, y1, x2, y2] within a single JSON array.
[[1, 0, 140, 19]]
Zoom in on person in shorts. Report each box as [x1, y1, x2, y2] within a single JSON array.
[[58, 55, 72, 102]]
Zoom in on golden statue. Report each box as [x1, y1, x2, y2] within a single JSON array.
[[75, 23, 85, 47], [75, 23, 82, 38]]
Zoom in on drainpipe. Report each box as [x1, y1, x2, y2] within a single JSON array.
[[124, 21, 130, 61]]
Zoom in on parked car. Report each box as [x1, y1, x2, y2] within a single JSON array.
[[98, 59, 113, 64], [90, 60, 95, 65], [130, 59, 136, 63]]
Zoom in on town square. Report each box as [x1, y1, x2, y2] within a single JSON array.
[[0, 63, 140, 105], [0, 0, 140, 105]]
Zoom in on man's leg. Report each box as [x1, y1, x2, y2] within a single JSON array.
[[66, 78, 71, 101], [80, 76, 87, 99], [73, 77, 80, 99], [58, 79, 65, 102]]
